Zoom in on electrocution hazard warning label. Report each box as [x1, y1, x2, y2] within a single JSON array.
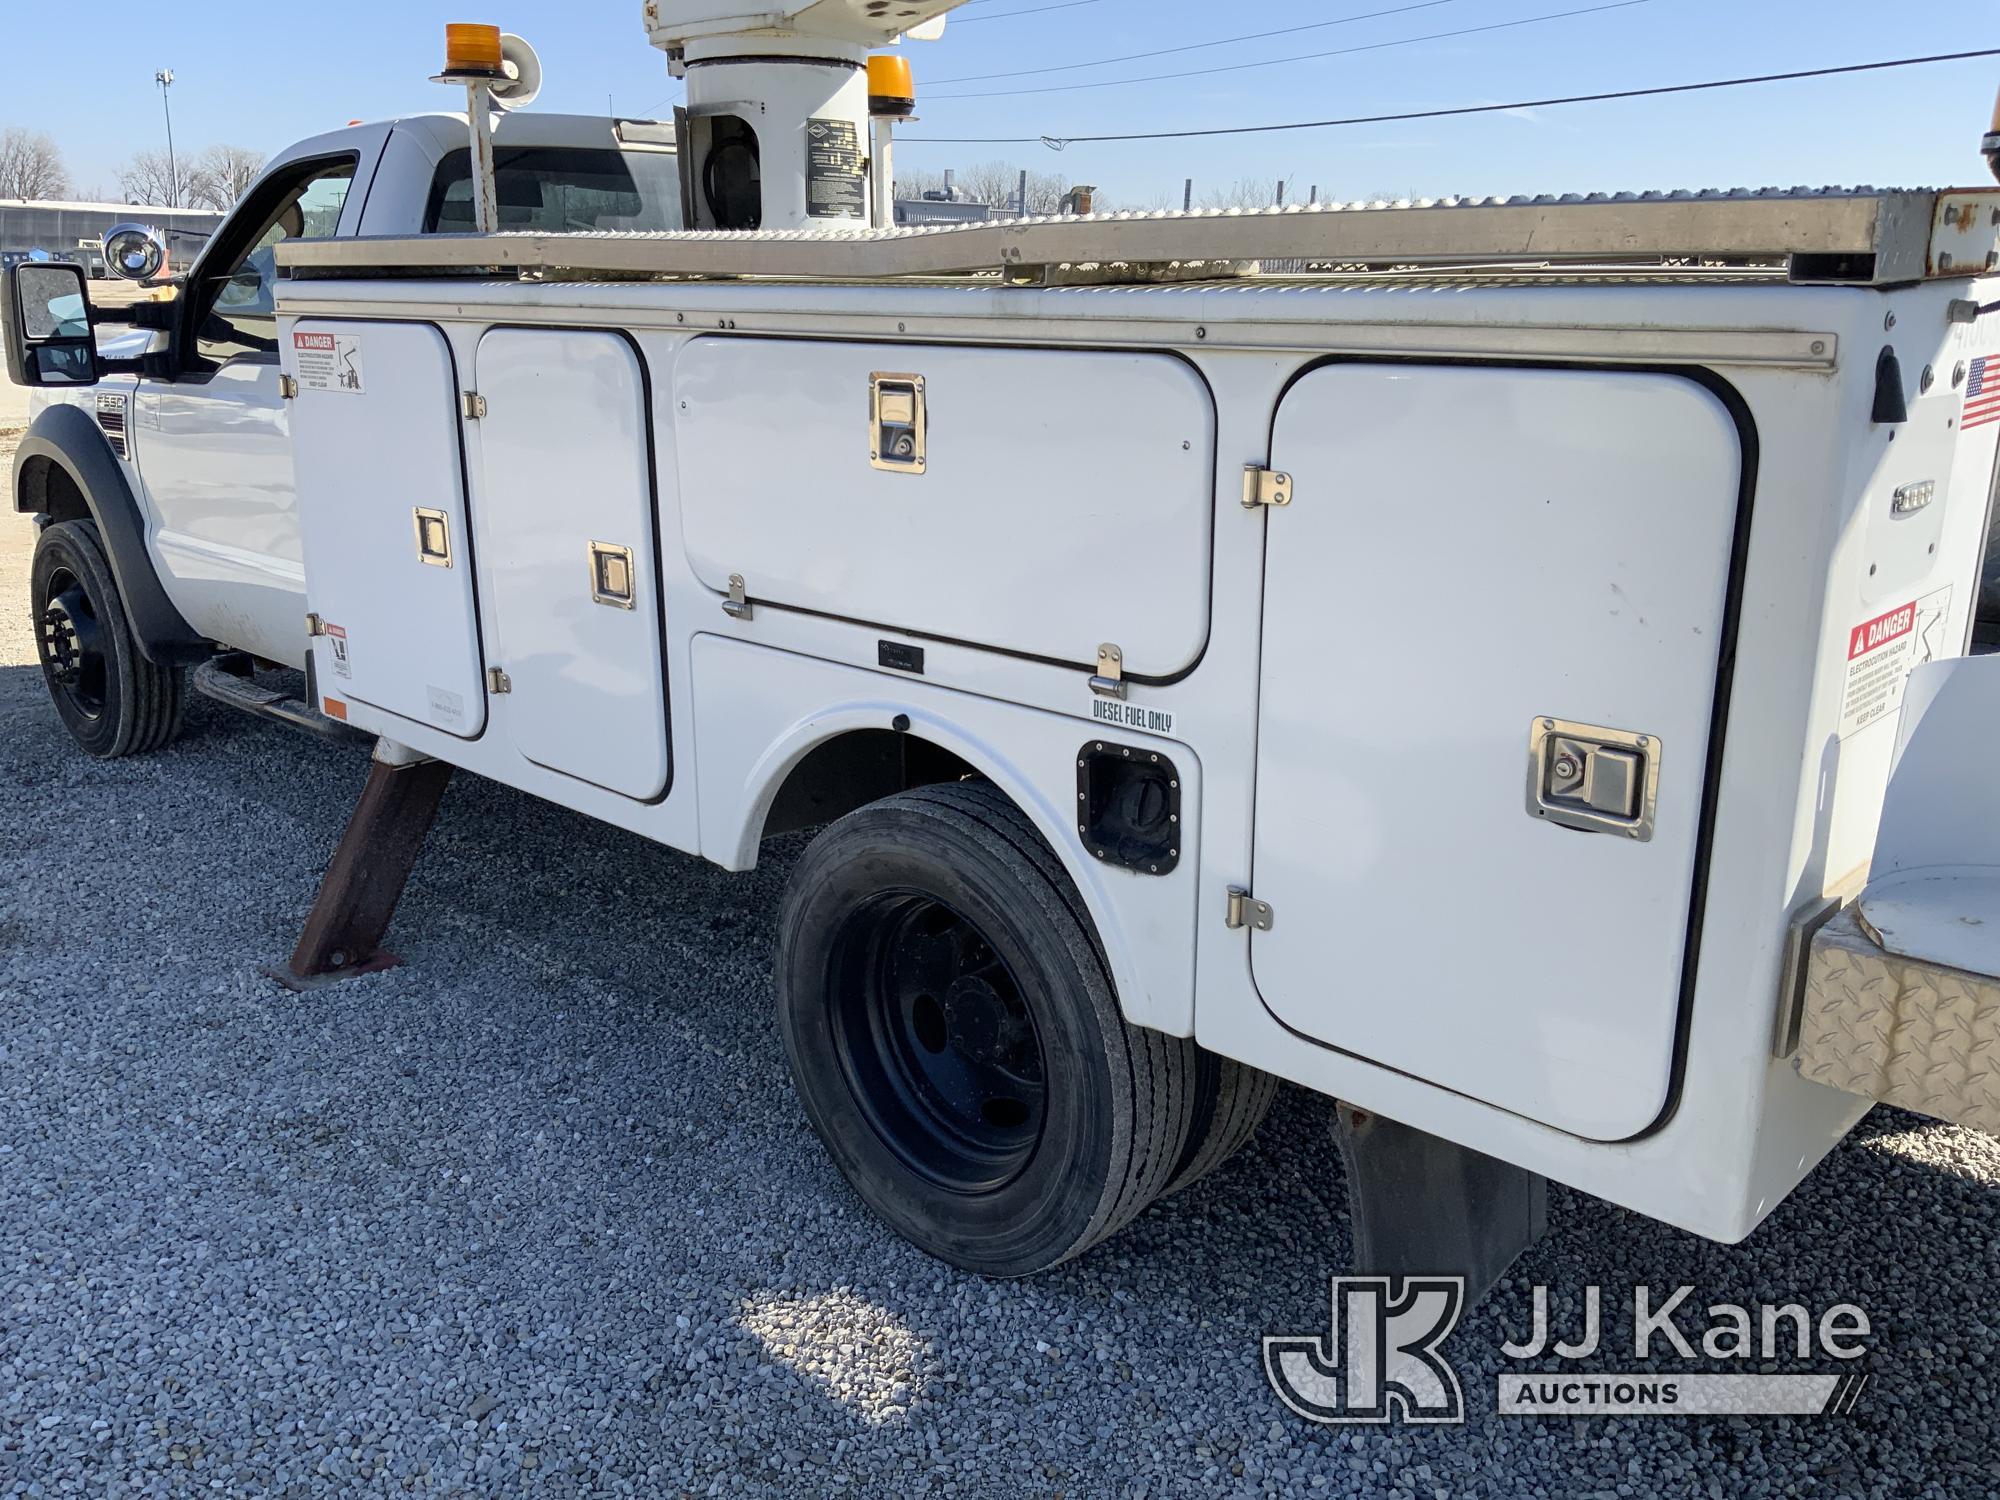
[[323, 622, 351, 680], [1838, 586, 1951, 738], [291, 330, 364, 393]]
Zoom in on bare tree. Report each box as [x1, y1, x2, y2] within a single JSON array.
[[1198, 178, 1281, 211], [0, 127, 71, 200], [118, 148, 181, 207], [186, 144, 266, 210], [952, 160, 1072, 217], [894, 160, 1084, 217], [894, 166, 950, 200]]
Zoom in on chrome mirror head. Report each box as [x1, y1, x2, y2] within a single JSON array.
[[102, 223, 167, 282]]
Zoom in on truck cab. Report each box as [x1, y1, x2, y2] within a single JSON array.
[[15, 111, 680, 671]]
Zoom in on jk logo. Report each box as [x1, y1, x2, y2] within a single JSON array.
[[1263, 1277, 1467, 1425]]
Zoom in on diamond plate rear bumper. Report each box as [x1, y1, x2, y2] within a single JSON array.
[[1797, 907, 2000, 1135]]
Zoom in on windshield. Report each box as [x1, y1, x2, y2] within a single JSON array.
[[425, 145, 681, 234]]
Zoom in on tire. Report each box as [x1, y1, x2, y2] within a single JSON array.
[[1160, 1050, 1279, 1199], [776, 781, 1197, 1276], [31, 518, 185, 759]]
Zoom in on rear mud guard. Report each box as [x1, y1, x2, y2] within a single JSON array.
[[1333, 1102, 1549, 1308]]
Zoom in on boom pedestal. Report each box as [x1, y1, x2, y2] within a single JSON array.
[[267, 743, 452, 991]]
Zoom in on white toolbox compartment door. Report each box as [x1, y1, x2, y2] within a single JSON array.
[[674, 338, 1215, 676], [1251, 364, 1742, 1141], [291, 320, 486, 738], [474, 329, 669, 801]]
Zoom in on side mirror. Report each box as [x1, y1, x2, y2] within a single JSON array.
[[2, 260, 98, 387], [102, 222, 168, 282]]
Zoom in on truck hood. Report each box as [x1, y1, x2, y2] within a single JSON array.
[[95, 326, 160, 360]]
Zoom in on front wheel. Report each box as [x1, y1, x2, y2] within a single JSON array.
[[31, 519, 184, 758], [776, 781, 1197, 1276]]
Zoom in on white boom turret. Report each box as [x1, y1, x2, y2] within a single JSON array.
[[644, 0, 967, 230]]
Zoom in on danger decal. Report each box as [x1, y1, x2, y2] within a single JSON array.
[[323, 622, 351, 680], [291, 330, 364, 394], [1837, 587, 1951, 739]]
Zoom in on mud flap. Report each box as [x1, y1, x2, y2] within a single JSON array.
[[1333, 1102, 1549, 1309]]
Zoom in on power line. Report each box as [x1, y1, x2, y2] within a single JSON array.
[[952, 0, 1106, 21], [928, 1, 1648, 100], [929, 0, 1459, 85], [907, 46, 2000, 147]]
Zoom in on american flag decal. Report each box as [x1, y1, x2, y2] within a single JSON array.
[[1966, 355, 2000, 430]]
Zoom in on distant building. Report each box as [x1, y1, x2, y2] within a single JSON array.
[[893, 197, 991, 227], [0, 199, 224, 268]]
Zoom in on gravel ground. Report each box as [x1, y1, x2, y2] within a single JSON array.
[[1, 425, 1998, 1495]]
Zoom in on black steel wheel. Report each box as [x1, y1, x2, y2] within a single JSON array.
[[777, 780, 1197, 1276], [829, 891, 1047, 1194], [30, 519, 184, 758]]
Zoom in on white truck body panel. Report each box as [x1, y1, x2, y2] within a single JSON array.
[[290, 320, 487, 738], [271, 262, 1999, 1247], [675, 338, 1215, 675], [473, 327, 670, 801], [1253, 364, 1742, 1140]]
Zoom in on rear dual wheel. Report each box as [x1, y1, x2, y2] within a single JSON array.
[[776, 780, 1272, 1276], [31, 519, 184, 758]]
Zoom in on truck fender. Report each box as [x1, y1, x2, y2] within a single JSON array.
[[707, 693, 1194, 1038], [11, 402, 208, 665]]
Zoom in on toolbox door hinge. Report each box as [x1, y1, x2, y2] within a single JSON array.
[[722, 573, 753, 619], [485, 666, 512, 694], [1241, 464, 1293, 510], [1089, 642, 1126, 700], [461, 391, 487, 420], [304, 611, 325, 637], [1225, 886, 1275, 932], [278, 373, 298, 400]]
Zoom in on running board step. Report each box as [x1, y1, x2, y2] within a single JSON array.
[[193, 656, 369, 746]]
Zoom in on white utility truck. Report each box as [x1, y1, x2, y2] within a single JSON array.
[[8, 86, 680, 751], [11, 3, 2000, 1296]]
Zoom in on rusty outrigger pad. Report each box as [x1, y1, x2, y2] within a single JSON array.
[[265, 752, 453, 991]]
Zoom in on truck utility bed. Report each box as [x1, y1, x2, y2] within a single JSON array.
[[262, 179, 2000, 1245]]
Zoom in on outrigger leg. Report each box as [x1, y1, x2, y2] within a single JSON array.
[[266, 739, 453, 991], [1333, 1102, 1549, 1308]]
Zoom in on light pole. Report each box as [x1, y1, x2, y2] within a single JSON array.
[[154, 69, 177, 207]]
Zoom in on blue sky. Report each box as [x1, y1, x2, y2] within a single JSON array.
[[3, 1, 1997, 206]]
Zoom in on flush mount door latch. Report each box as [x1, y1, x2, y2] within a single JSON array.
[[1527, 717, 1660, 841], [413, 507, 453, 568], [869, 372, 926, 473], [588, 541, 637, 609]]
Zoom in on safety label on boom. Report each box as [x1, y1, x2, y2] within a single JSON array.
[[804, 117, 865, 220], [1838, 586, 1951, 738], [292, 330, 364, 393]]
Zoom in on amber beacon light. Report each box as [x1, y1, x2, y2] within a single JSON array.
[[431, 24, 542, 235], [868, 55, 917, 118], [441, 23, 507, 79]]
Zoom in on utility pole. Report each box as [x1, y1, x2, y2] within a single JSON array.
[[1017, 167, 1027, 219], [155, 69, 178, 207], [1183, 177, 1193, 211], [1275, 180, 1286, 208]]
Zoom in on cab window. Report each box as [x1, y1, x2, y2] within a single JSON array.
[[194, 157, 355, 368], [424, 146, 680, 233]]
